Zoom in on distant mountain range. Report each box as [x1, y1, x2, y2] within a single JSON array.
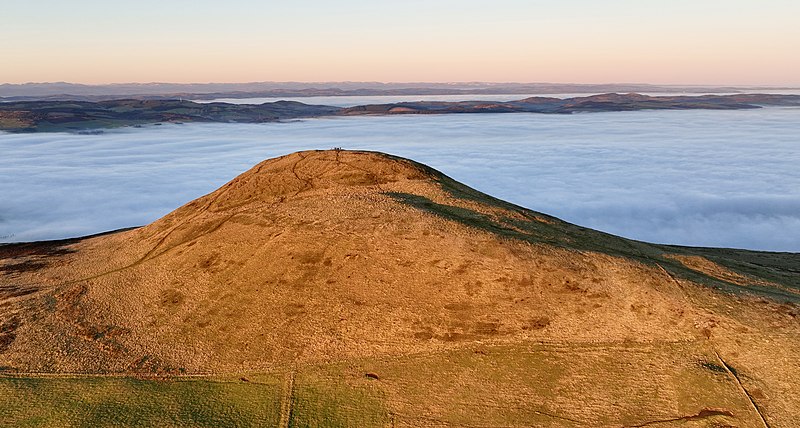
[[2, 93, 800, 133], [2, 81, 797, 101]]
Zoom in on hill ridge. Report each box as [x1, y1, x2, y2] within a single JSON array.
[[2, 149, 798, 425]]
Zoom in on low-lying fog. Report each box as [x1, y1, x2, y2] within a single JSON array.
[[191, 90, 800, 107], [2, 107, 799, 251]]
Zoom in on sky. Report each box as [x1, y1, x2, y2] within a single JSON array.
[[2, 0, 799, 85], [2, 108, 799, 251]]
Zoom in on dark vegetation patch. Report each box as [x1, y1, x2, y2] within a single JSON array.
[[0, 316, 21, 353], [413, 331, 433, 340], [669, 245, 800, 292], [0, 283, 41, 299], [128, 355, 186, 375], [700, 361, 728, 374], [0, 227, 137, 261], [471, 321, 503, 336], [159, 289, 185, 307], [522, 317, 551, 331], [0, 242, 76, 260], [0, 260, 47, 274], [0, 228, 137, 278]]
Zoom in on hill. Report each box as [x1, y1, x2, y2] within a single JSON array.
[[1, 150, 798, 427], [3, 94, 800, 133], [0, 99, 340, 132], [339, 93, 800, 115], [0, 81, 759, 100]]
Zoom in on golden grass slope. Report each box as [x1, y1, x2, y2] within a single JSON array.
[[1, 150, 798, 427]]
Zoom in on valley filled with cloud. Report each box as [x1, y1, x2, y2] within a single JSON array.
[[2, 107, 798, 251]]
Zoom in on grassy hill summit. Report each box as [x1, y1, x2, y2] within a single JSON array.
[[1, 150, 798, 427]]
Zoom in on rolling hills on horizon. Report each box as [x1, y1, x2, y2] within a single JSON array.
[[3, 81, 783, 100], [2, 93, 800, 133], [1, 150, 798, 427]]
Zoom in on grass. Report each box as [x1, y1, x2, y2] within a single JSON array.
[[0, 369, 387, 428], [387, 179, 800, 303], [294, 341, 750, 427], [430, 163, 800, 290], [0, 375, 283, 427], [0, 340, 758, 427], [289, 371, 388, 428]]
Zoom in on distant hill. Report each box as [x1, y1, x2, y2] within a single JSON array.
[[0, 99, 340, 132], [0, 81, 783, 101], [2, 93, 800, 133], [340, 93, 800, 115], [1, 150, 797, 426]]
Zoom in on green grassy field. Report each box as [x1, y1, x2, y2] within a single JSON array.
[[0, 341, 758, 427], [0, 375, 283, 427]]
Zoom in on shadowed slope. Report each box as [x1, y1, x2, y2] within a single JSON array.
[[1, 150, 798, 427]]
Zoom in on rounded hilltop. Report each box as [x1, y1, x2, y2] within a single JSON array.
[[187, 149, 436, 210], [1, 150, 798, 426]]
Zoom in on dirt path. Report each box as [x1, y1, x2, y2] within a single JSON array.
[[278, 368, 297, 428]]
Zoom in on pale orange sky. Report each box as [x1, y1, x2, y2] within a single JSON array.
[[2, 0, 799, 85]]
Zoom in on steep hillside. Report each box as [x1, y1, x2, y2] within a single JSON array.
[[1, 150, 797, 427]]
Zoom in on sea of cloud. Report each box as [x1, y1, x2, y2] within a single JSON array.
[[1, 107, 799, 251]]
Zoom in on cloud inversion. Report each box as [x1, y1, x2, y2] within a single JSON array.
[[1, 107, 799, 251]]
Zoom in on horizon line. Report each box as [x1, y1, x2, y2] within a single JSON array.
[[3, 81, 800, 88]]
